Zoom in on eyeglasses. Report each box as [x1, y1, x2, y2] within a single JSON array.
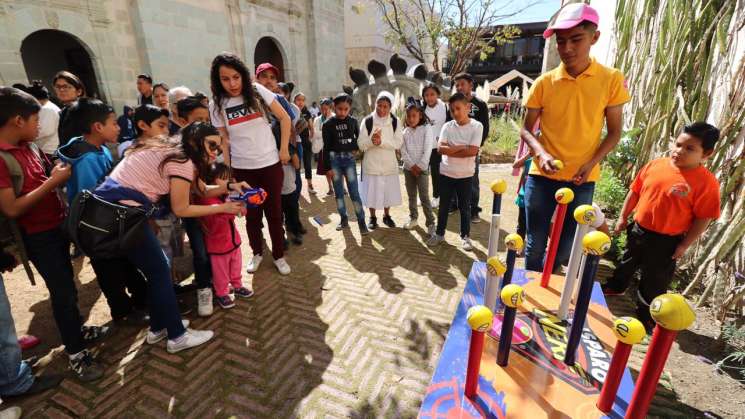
[[54, 84, 74, 91]]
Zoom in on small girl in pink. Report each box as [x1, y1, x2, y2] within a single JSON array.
[[197, 163, 254, 309]]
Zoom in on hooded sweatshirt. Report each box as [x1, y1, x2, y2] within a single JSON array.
[[357, 92, 403, 176], [117, 106, 136, 143], [57, 136, 112, 202]]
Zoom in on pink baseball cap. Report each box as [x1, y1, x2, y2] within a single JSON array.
[[255, 62, 279, 78], [543, 3, 599, 39]]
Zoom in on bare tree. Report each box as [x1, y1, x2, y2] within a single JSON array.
[[366, 0, 543, 75]]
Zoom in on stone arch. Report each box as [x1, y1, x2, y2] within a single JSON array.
[[254, 36, 287, 81], [20, 29, 103, 100]]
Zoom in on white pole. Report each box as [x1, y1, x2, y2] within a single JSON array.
[[558, 223, 590, 319]]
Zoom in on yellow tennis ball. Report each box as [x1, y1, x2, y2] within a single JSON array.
[[573, 204, 597, 225], [486, 256, 507, 276], [490, 179, 507, 194], [582, 231, 611, 255], [613, 317, 646, 345], [649, 294, 696, 331], [504, 233, 524, 251], [555, 187, 575, 204], [500, 284, 525, 308], [553, 159, 564, 170], [467, 305, 494, 332]]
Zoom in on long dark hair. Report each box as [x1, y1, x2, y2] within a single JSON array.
[[405, 97, 430, 128], [209, 53, 258, 115], [178, 121, 220, 181]]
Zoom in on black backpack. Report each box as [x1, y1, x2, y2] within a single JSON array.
[[364, 115, 398, 136]]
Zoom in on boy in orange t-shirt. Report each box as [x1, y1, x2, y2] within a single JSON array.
[[603, 122, 721, 330]]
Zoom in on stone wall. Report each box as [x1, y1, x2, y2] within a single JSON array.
[[0, 0, 346, 111]]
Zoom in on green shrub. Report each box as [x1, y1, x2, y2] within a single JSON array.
[[482, 116, 519, 156], [594, 167, 627, 219]]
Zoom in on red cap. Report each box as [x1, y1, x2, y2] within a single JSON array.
[[543, 4, 600, 39], [255, 63, 279, 78]]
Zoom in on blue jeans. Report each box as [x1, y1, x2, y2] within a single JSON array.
[[125, 225, 186, 339], [23, 227, 86, 354], [294, 143, 303, 201], [524, 175, 595, 272], [329, 151, 365, 226], [0, 276, 34, 397], [471, 155, 481, 215], [183, 217, 212, 289], [436, 175, 472, 237]]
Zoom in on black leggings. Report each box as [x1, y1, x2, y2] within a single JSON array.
[[301, 138, 313, 180]]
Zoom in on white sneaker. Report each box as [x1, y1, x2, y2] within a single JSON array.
[[431, 197, 440, 209], [403, 218, 418, 230], [197, 288, 213, 317], [246, 254, 263, 273], [0, 407, 22, 419], [427, 234, 444, 247], [462, 236, 474, 251], [427, 224, 436, 236], [274, 257, 291, 275], [146, 320, 190, 344], [166, 329, 214, 353]]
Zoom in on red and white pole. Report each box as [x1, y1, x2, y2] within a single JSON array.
[[625, 294, 696, 419], [597, 317, 646, 414], [464, 305, 494, 399]]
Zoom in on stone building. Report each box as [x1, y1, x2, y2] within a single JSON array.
[[0, 0, 346, 111]]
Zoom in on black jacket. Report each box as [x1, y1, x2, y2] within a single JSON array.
[[322, 116, 359, 171]]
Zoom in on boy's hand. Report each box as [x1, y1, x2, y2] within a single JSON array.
[[49, 162, 72, 186], [573, 161, 596, 185], [672, 243, 689, 259], [537, 152, 558, 174], [614, 219, 628, 235], [221, 201, 246, 215], [229, 181, 251, 192], [411, 165, 421, 176]]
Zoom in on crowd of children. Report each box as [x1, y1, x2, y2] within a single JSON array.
[[0, 4, 723, 410]]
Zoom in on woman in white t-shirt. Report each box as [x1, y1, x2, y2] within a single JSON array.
[[423, 84, 447, 209], [208, 53, 293, 275]]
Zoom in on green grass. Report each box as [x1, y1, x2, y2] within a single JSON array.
[[482, 116, 520, 156]]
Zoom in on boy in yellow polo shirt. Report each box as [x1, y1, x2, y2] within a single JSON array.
[[521, 3, 631, 272]]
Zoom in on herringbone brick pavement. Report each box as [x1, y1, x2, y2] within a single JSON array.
[[2, 165, 693, 418]]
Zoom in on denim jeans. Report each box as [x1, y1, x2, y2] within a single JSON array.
[[183, 217, 212, 289], [125, 225, 186, 339], [329, 151, 365, 226], [0, 276, 34, 397], [22, 226, 86, 354], [294, 143, 303, 200], [471, 155, 481, 215], [436, 175, 472, 237], [524, 175, 595, 272], [428, 150, 441, 199]]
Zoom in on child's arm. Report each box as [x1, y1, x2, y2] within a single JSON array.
[[417, 126, 434, 171], [521, 108, 560, 174], [0, 162, 71, 219], [512, 152, 531, 169], [573, 105, 624, 184], [291, 153, 300, 170], [614, 189, 640, 234], [357, 121, 373, 152], [672, 218, 712, 259], [400, 133, 413, 170]]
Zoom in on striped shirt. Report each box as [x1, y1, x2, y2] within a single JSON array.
[[401, 125, 434, 171], [110, 147, 195, 203]]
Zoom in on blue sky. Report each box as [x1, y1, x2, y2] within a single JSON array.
[[492, 0, 560, 25]]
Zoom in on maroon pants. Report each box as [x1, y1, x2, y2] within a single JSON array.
[[232, 162, 285, 260]]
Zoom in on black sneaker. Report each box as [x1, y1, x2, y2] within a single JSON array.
[[81, 325, 110, 344], [178, 299, 193, 316], [69, 350, 104, 382], [368, 216, 378, 230], [336, 218, 349, 231], [382, 215, 396, 228]]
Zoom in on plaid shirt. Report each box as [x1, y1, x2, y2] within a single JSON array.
[[401, 125, 434, 171]]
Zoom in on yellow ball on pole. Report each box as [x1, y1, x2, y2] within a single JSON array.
[[504, 233, 524, 251], [573, 204, 597, 225], [649, 294, 696, 331], [500, 284, 525, 308], [582, 231, 611, 255], [555, 187, 575, 204], [490, 179, 507, 194], [486, 256, 507, 276], [613, 317, 646, 345], [467, 305, 494, 332]]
